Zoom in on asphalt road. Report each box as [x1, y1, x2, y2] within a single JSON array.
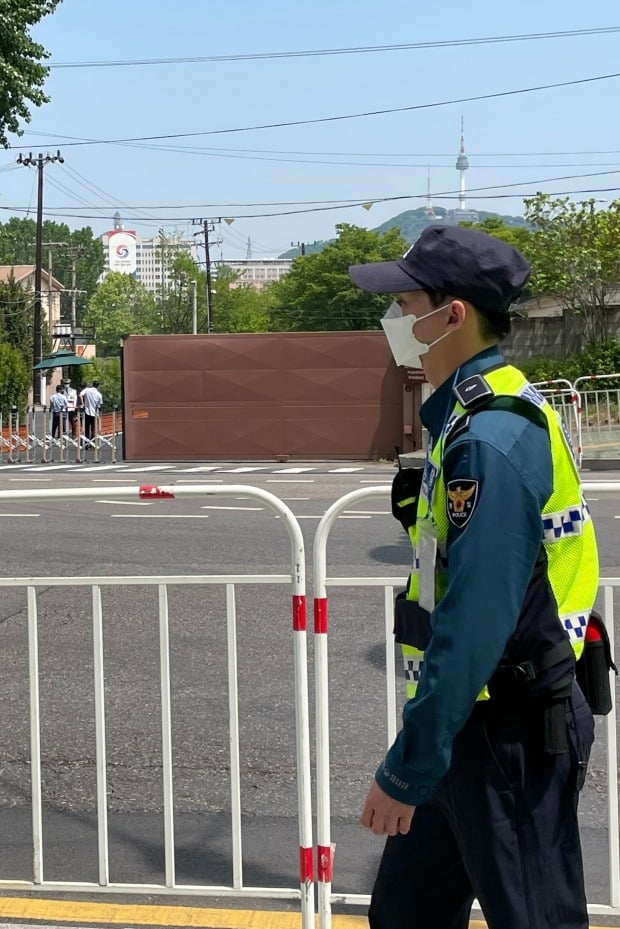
[[0, 460, 618, 914]]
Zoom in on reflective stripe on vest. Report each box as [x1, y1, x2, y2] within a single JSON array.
[[402, 364, 599, 700]]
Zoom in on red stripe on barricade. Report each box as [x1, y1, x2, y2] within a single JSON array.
[[292, 595, 306, 631], [299, 846, 313, 883], [317, 844, 333, 883], [314, 597, 328, 634], [139, 485, 175, 499]]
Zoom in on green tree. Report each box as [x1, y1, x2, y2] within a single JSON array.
[[0, 277, 33, 361], [157, 252, 205, 333], [0, 343, 29, 414], [83, 273, 158, 356], [87, 358, 121, 411], [0, 1, 63, 147], [0, 218, 105, 319], [268, 223, 408, 331], [212, 265, 271, 333], [523, 194, 620, 345], [458, 216, 533, 254]]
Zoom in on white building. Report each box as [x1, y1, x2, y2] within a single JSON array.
[[217, 258, 292, 291], [100, 215, 198, 293]]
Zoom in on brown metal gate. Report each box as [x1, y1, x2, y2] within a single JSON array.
[[122, 331, 407, 461]]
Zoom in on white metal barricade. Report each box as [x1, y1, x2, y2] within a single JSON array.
[[532, 378, 583, 466], [312, 485, 620, 928], [0, 409, 119, 465], [0, 484, 313, 928], [574, 374, 620, 455]]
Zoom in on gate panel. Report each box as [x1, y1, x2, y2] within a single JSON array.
[[122, 332, 403, 461]]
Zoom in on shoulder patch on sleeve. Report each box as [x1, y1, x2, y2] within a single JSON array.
[[446, 479, 480, 529]]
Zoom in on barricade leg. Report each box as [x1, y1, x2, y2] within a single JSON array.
[[8, 410, 18, 465], [94, 415, 101, 464]]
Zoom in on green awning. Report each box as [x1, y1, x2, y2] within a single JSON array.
[[33, 351, 94, 370]]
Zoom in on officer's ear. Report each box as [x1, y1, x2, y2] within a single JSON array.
[[446, 299, 467, 331]]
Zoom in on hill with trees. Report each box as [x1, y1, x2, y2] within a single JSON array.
[[280, 208, 529, 258]]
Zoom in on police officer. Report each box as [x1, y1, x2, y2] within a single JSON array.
[[348, 225, 599, 929]]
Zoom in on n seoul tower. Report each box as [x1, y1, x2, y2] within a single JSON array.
[[455, 115, 469, 211]]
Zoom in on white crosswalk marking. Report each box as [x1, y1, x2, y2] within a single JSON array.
[[328, 467, 363, 473], [219, 466, 267, 472], [180, 466, 222, 472], [117, 465, 176, 472], [70, 464, 124, 472], [273, 467, 316, 473]]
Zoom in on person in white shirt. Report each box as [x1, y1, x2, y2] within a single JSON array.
[[79, 380, 103, 440], [63, 379, 79, 438]]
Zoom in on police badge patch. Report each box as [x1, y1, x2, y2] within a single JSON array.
[[446, 479, 479, 528]]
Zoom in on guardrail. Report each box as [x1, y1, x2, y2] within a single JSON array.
[[0, 484, 313, 929], [534, 372, 620, 465], [0, 409, 120, 464]]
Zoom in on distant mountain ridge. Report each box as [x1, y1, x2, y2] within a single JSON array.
[[279, 207, 529, 258]]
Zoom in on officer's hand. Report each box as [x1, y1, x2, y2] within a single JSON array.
[[360, 780, 416, 836]]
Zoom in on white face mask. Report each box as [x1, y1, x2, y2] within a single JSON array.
[[380, 300, 451, 368]]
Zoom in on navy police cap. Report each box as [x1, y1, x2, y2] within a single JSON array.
[[348, 225, 530, 314]]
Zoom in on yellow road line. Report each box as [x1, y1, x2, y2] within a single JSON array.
[[0, 899, 611, 929], [0, 899, 491, 928]]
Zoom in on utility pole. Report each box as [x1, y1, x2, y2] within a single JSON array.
[[192, 218, 219, 333], [291, 241, 317, 257], [17, 151, 64, 405], [191, 279, 197, 335], [69, 246, 86, 332]]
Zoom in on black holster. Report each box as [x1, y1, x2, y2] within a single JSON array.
[[576, 611, 617, 715], [543, 693, 571, 755], [488, 639, 576, 754]]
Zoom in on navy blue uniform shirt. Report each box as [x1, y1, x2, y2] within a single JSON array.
[[376, 346, 553, 806]]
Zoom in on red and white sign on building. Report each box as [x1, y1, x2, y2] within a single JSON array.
[[108, 230, 137, 274]]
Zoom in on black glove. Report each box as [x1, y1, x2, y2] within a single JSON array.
[[391, 467, 423, 531]]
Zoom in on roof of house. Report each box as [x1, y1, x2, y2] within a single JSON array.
[[0, 265, 64, 289]]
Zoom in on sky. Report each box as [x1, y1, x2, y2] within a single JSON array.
[[2, 0, 620, 259]]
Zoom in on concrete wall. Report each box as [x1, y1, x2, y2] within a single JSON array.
[[502, 308, 620, 365]]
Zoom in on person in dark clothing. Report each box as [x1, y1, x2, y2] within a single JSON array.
[[49, 384, 68, 439], [348, 225, 599, 929]]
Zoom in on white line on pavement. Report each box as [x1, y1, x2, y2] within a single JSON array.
[[117, 465, 175, 472], [266, 479, 315, 483], [97, 500, 153, 506], [0, 513, 40, 517], [273, 467, 316, 473], [17, 464, 76, 471], [200, 505, 263, 511], [219, 466, 267, 472], [71, 464, 124, 472], [110, 514, 210, 519], [9, 478, 52, 482], [343, 510, 391, 515], [328, 467, 363, 472], [179, 466, 221, 472]]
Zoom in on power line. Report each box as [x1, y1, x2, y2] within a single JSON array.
[[9, 71, 620, 149], [19, 132, 620, 157], [18, 166, 620, 212], [3, 186, 619, 224], [46, 26, 620, 68]]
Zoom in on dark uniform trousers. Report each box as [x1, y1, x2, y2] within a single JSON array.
[[368, 684, 594, 929]]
